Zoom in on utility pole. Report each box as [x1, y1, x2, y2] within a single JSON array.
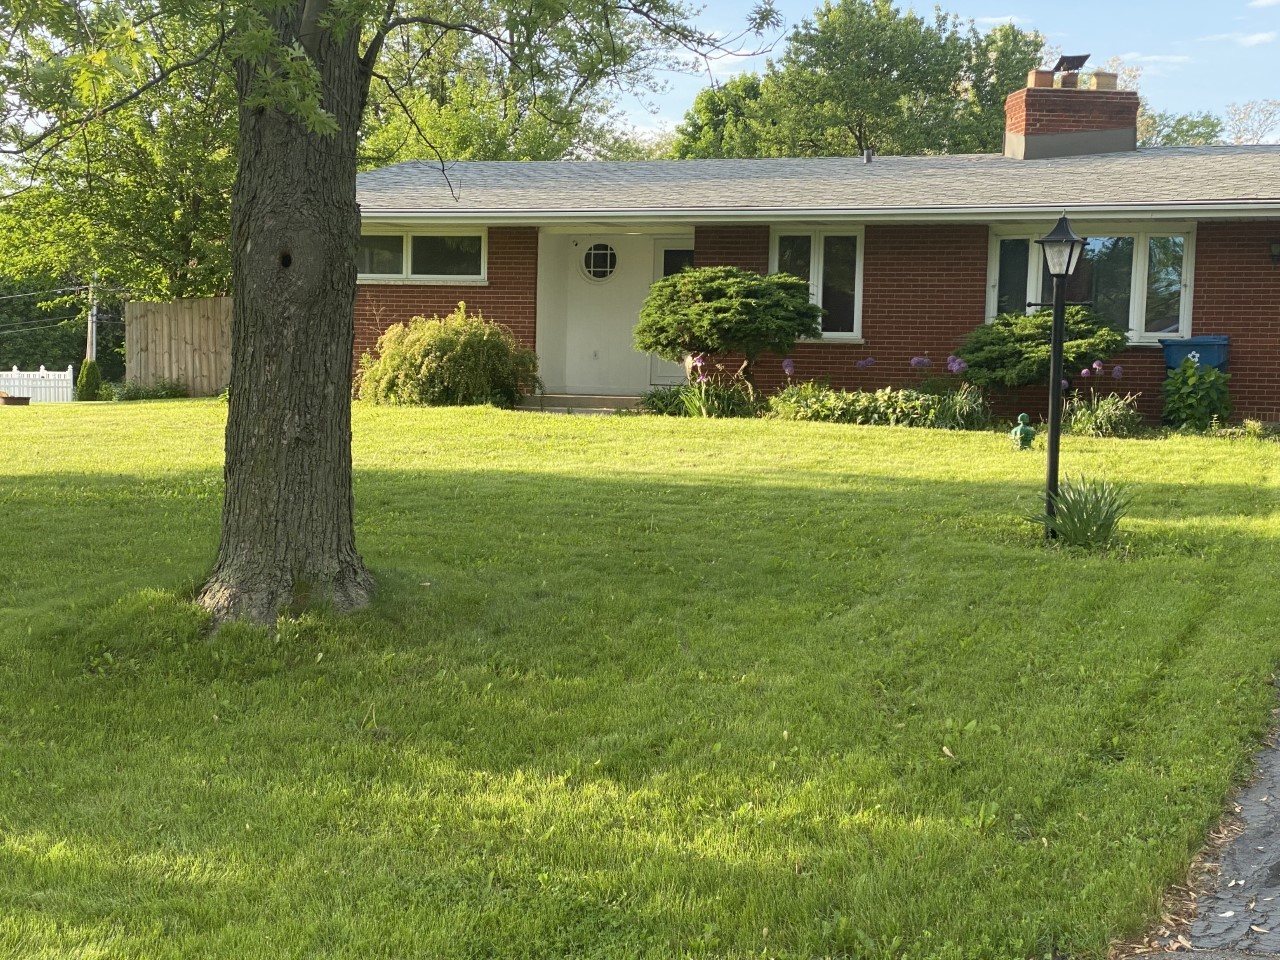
[[85, 275, 97, 362]]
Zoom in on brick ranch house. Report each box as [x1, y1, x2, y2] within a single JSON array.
[[354, 73, 1280, 420]]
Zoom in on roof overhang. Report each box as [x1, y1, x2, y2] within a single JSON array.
[[357, 201, 1280, 227]]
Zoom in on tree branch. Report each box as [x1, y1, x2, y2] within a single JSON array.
[[2, 35, 225, 156]]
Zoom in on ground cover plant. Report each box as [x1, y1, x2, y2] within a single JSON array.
[[2, 402, 1279, 959]]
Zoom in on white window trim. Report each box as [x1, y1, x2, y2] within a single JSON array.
[[770, 226, 865, 341], [986, 222, 1196, 342], [357, 228, 488, 283]]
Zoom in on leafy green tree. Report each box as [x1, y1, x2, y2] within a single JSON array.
[[360, 26, 627, 165], [635, 266, 821, 386], [0, 24, 236, 301], [671, 74, 766, 159], [0, 0, 777, 623], [1138, 107, 1223, 147], [670, 1, 1043, 159]]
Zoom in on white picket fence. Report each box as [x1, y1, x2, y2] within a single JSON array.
[[0, 365, 76, 402]]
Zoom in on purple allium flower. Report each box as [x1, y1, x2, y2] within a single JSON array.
[[1092, 359, 1104, 372], [856, 356, 877, 368], [1080, 368, 1091, 378], [782, 358, 795, 376], [1111, 365, 1123, 380], [947, 357, 968, 374], [910, 356, 932, 368], [1061, 379, 1070, 389]]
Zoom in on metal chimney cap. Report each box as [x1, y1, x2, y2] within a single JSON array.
[[1050, 54, 1090, 73]]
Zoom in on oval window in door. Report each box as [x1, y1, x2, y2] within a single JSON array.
[[582, 243, 617, 280]]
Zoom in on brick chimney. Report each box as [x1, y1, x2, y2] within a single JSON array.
[[1003, 66, 1140, 160]]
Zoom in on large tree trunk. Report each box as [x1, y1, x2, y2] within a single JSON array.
[[198, 22, 374, 624]]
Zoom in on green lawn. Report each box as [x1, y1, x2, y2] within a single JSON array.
[[2, 400, 1278, 959]]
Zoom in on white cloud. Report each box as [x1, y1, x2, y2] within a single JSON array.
[[1199, 30, 1277, 44], [1116, 51, 1194, 64], [1248, 0, 1280, 8], [974, 15, 1025, 25]]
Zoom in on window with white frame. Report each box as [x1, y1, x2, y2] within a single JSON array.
[[772, 229, 864, 337], [989, 227, 1193, 340], [357, 230, 487, 281]]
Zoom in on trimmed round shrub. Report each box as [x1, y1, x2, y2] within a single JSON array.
[[75, 358, 102, 401], [357, 302, 541, 407], [955, 307, 1126, 389], [634, 266, 822, 385]]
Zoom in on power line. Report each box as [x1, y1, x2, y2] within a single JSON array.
[[0, 286, 88, 302], [0, 318, 86, 336], [0, 313, 84, 332]]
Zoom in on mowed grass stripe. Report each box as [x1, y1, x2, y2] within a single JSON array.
[[0, 400, 1277, 959]]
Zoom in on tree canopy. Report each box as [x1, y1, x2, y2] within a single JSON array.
[[671, 0, 1044, 159]]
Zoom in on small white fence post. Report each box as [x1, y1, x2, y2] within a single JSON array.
[[0, 364, 76, 402]]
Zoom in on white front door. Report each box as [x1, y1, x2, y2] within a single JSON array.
[[649, 241, 695, 386], [563, 234, 655, 395]]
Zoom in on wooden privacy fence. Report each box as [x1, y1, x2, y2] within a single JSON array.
[[125, 297, 232, 396], [0, 365, 75, 402]]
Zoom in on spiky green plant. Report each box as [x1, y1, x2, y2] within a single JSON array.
[[1026, 474, 1131, 548]]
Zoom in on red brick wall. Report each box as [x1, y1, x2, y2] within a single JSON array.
[[1004, 88, 1140, 136], [1187, 221, 1280, 421], [694, 225, 770, 273], [354, 226, 538, 360], [701, 224, 991, 395]]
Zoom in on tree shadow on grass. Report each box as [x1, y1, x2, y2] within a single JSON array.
[[1, 465, 1276, 958]]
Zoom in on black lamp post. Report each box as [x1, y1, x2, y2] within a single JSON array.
[[1035, 215, 1086, 538]]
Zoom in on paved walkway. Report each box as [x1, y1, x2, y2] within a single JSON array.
[[1157, 743, 1280, 958]]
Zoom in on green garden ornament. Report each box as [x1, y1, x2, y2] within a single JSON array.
[[1010, 413, 1036, 450]]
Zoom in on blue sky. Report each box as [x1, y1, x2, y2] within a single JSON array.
[[627, 0, 1279, 131]]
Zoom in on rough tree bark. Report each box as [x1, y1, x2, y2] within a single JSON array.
[[197, 12, 375, 623]]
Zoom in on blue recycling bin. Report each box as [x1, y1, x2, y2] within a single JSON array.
[[1159, 335, 1230, 372]]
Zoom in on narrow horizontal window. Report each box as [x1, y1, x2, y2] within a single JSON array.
[[411, 235, 484, 278], [357, 235, 404, 275]]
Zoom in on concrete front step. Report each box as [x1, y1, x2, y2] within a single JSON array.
[[516, 394, 642, 413]]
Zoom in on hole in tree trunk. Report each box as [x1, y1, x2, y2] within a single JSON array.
[[279, 251, 292, 269]]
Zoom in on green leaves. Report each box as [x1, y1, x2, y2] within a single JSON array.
[[634, 266, 822, 374], [671, 0, 1044, 159], [955, 307, 1128, 390], [1026, 474, 1131, 549], [1162, 357, 1233, 431]]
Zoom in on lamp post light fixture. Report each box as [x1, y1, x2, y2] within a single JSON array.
[[1035, 214, 1086, 539]]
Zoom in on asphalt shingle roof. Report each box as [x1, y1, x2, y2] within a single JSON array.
[[356, 146, 1280, 220]]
